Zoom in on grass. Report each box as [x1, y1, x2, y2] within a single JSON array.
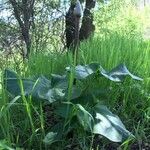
[[0, 0, 150, 149], [0, 31, 150, 149]]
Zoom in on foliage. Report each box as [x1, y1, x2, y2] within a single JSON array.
[[0, 0, 66, 55], [0, 140, 14, 150], [0, 1, 150, 149], [95, 0, 145, 38], [4, 62, 143, 145]]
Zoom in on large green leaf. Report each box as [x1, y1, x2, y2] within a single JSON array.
[[76, 104, 94, 131], [38, 87, 65, 103], [66, 63, 100, 80], [51, 74, 68, 89], [4, 69, 36, 96], [66, 63, 143, 82], [100, 64, 143, 82], [4, 69, 82, 103], [54, 102, 74, 118], [51, 74, 83, 100], [92, 104, 133, 142], [64, 86, 82, 100], [4, 69, 64, 103]]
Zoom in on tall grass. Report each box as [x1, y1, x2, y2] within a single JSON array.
[[0, 0, 150, 149], [1, 32, 149, 149]]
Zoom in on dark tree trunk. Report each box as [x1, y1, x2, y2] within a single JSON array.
[[65, 0, 96, 49], [65, 2, 76, 49], [9, 0, 35, 58], [79, 0, 96, 41], [22, 28, 31, 58]]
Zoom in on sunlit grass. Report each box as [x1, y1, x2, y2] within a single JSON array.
[[0, 0, 150, 149]]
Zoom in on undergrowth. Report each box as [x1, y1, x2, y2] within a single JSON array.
[[0, 0, 150, 149], [0, 32, 150, 149]]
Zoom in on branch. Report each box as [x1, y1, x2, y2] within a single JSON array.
[[9, 0, 24, 28]]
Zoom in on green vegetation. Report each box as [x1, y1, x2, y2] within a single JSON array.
[[1, 33, 150, 149], [0, 0, 150, 150]]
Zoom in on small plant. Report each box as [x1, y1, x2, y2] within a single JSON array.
[[4, 63, 143, 148]]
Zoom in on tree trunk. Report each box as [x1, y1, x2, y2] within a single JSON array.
[[65, 0, 96, 49], [79, 0, 96, 41], [9, 0, 35, 58], [65, 2, 76, 49], [22, 28, 31, 58]]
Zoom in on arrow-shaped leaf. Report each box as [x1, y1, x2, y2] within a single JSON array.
[[66, 63, 100, 80], [4, 69, 64, 103], [4, 69, 35, 96], [92, 104, 134, 142], [100, 64, 143, 82]]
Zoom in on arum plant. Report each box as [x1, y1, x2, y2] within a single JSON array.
[[3, 63, 143, 147]]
